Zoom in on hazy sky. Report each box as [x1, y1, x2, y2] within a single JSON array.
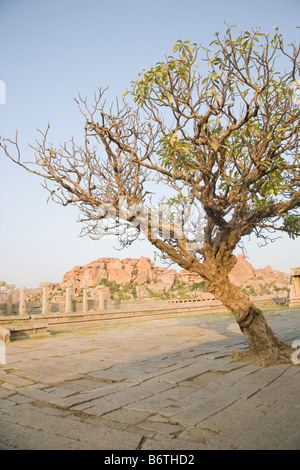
[[0, 0, 299, 287]]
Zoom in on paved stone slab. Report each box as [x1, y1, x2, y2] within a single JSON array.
[[207, 402, 300, 450], [172, 391, 241, 425], [137, 419, 184, 436], [0, 308, 299, 450], [0, 402, 143, 449], [249, 367, 300, 405], [200, 397, 259, 431], [158, 361, 211, 384], [101, 408, 151, 425]]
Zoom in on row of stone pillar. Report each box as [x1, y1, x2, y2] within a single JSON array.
[[0, 282, 26, 316], [0, 281, 111, 316], [39, 282, 85, 315], [39, 282, 111, 315]]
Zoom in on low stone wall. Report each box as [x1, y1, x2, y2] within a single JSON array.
[[0, 294, 289, 318], [0, 302, 229, 330], [8, 323, 50, 341]]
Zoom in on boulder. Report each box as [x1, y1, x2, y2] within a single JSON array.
[[147, 282, 169, 294], [136, 285, 151, 299], [228, 254, 256, 286], [0, 326, 10, 343]]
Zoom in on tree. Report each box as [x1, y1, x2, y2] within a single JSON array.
[[1, 26, 300, 365]]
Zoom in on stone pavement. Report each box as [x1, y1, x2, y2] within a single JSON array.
[[0, 308, 299, 450]]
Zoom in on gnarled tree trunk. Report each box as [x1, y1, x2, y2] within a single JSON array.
[[203, 258, 292, 366]]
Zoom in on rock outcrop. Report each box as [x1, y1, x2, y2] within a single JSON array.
[[0, 255, 290, 303], [62, 257, 156, 291], [229, 255, 290, 295], [61, 254, 290, 298]]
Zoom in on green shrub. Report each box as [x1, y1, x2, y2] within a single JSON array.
[[191, 281, 207, 292]]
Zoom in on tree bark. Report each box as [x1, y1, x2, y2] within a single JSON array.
[[203, 261, 292, 366]]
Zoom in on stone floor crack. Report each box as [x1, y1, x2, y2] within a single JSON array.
[[136, 435, 147, 450]]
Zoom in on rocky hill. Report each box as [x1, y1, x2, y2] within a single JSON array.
[[0, 255, 290, 303], [60, 254, 290, 300]]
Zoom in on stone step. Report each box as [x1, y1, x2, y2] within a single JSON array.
[[2, 323, 50, 341]]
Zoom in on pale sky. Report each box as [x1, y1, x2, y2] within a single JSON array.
[[0, 0, 300, 287]]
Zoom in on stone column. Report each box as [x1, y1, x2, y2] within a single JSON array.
[[98, 286, 105, 311], [39, 282, 51, 315], [81, 276, 89, 314], [6, 285, 15, 315], [0, 282, 6, 316], [0, 282, 5, 301], [65, 282, 73, 314], [98, 286, 110, 311], [290, 268, 300, 307], [81, 287, 88, 314], [19, 286, 27, 316]]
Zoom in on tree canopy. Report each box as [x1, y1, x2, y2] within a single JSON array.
[[2, 26, 299, 266], [1, 26, 300, 363]]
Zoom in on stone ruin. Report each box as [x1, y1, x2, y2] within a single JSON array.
[[290, 268, 300, 308], [0, 280, 111, 317], [0, 265, 299, 319]]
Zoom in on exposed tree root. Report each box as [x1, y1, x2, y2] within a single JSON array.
[[230, 345, 295, 368]]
